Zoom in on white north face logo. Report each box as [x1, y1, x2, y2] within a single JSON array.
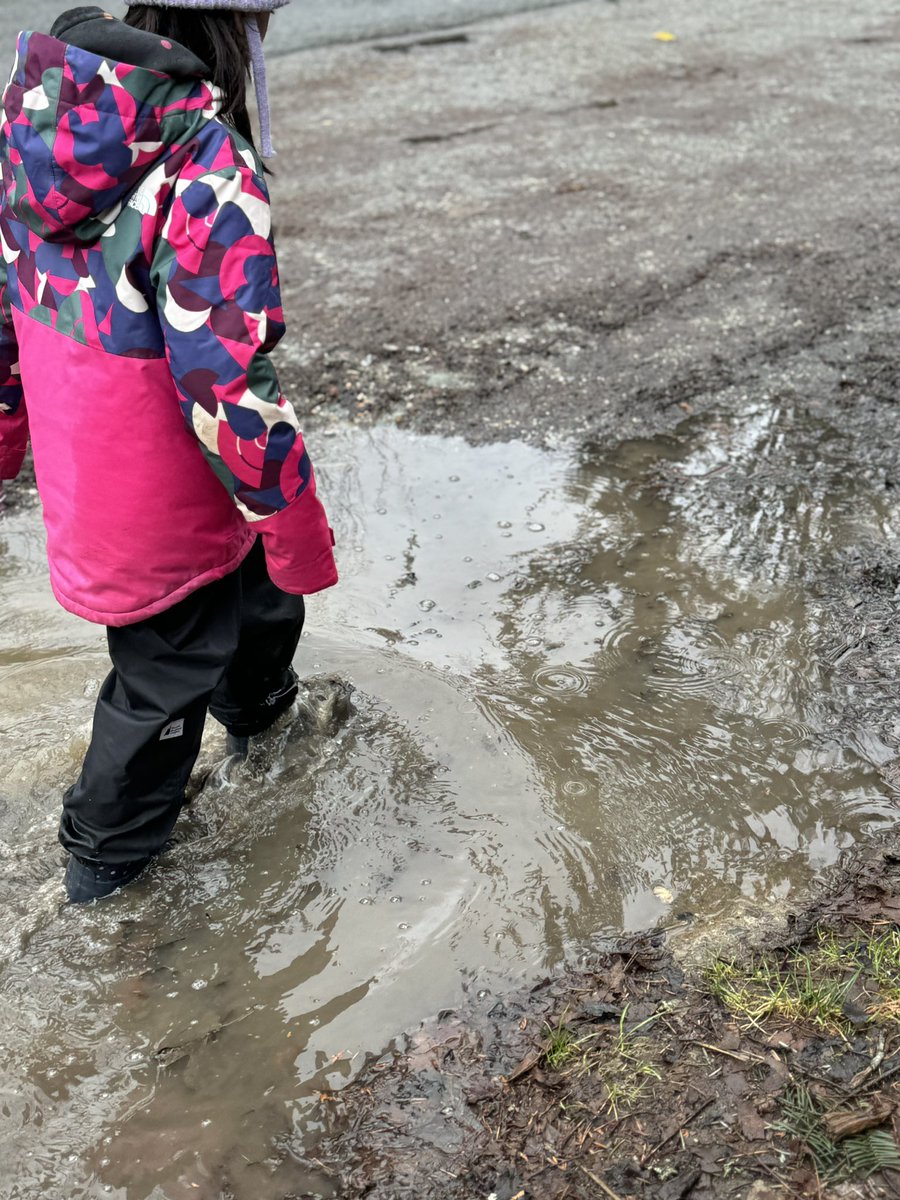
[[127, 189, 155, 216], [160, 719, 185, 742]]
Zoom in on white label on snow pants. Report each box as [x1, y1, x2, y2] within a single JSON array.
[[160, 719, 185, 741]]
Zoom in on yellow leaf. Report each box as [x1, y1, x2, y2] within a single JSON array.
[[654, 31, 677, 42]]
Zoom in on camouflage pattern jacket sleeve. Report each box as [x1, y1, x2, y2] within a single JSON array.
[[150, 158, 311, 524], [0, 251, 27, 481]]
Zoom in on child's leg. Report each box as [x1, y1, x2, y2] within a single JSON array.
[[60, 567, 243, 871], [208, 539, 306, 741]]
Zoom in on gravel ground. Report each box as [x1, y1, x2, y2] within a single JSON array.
[[0, 0, 577, 63], [264, 0, 899, 448]]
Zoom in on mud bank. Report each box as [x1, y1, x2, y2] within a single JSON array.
[[308, 841, 900, 1199]]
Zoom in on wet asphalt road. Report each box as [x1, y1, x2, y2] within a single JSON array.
[[1, 0, 578, 60]]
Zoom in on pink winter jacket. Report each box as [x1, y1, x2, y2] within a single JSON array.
[[0, 23, 337, 625]]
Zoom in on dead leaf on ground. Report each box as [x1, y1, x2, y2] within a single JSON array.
[[505, 1048, 542, 1084], [736, 1099, 768, 1142]]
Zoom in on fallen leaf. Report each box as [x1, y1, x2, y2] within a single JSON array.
[[736, 1100, 767, 1142], [466, 1078, 501, 1103], [654, 30, 677, 42], [660, 1167, 701, 1200], [505, 1048, 542, 1083]]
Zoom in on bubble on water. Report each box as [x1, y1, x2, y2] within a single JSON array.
[[486, 572, 501, 582], [463, 556, 474, 563], [398, 923, 411, 931], [477, 989, 490, 1000], [467, 580, 482, 590], [449, 475, 460, 482], [309, 1017, 321, 1027], [359, 897, 374, 905], [376, 507, 387, 515], [421, 879, 431, 885], [384, 554, 395, 561], [191, 979, 208, 990], [500, 532, 513, 538], [525, 636, 542, 647], [497, 520, 512, 529], [418, 599, 436, 612], [390, 896, 402, 904], [528, 522, 546, 532]]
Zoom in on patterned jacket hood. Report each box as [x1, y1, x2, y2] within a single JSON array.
[[0, 9, 338, 623], [4, 14, 221, 244]]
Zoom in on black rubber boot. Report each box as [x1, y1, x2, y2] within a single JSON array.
[[65, 855, 152, 904], [225, 733, 250, 760]]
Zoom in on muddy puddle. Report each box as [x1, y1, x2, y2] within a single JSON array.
[[0, 402, 896, 1198]]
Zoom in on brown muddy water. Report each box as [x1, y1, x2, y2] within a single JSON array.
[[0, 404, 897, 1198]]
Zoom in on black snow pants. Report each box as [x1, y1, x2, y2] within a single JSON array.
[[59, 539, 305, 866]]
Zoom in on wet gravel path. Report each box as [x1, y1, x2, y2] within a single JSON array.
[[0, 0, 578, 61]]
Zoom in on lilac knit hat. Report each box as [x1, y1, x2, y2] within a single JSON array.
[[122, 0, 291, 158]]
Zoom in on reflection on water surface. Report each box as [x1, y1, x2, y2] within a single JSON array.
[[0, 406, 895, 1197]]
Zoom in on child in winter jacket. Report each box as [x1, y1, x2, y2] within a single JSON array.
[[0, 1, 338, 902]]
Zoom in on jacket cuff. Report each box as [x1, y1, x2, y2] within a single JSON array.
[[255, 483, 338, 596], [266, 543, 339, 596], [0, 441, 27, 481]]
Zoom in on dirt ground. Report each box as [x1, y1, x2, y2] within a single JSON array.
[[301, 843, 900, 1199]]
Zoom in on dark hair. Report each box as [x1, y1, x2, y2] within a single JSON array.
[[124, 6, 254, 146]]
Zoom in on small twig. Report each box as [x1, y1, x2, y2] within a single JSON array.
[[579, 1165, 625, 1200], [691, 1039, 766, 1064], [848, 1033, 887, 1092], [851, 1056, 900, 1096]]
